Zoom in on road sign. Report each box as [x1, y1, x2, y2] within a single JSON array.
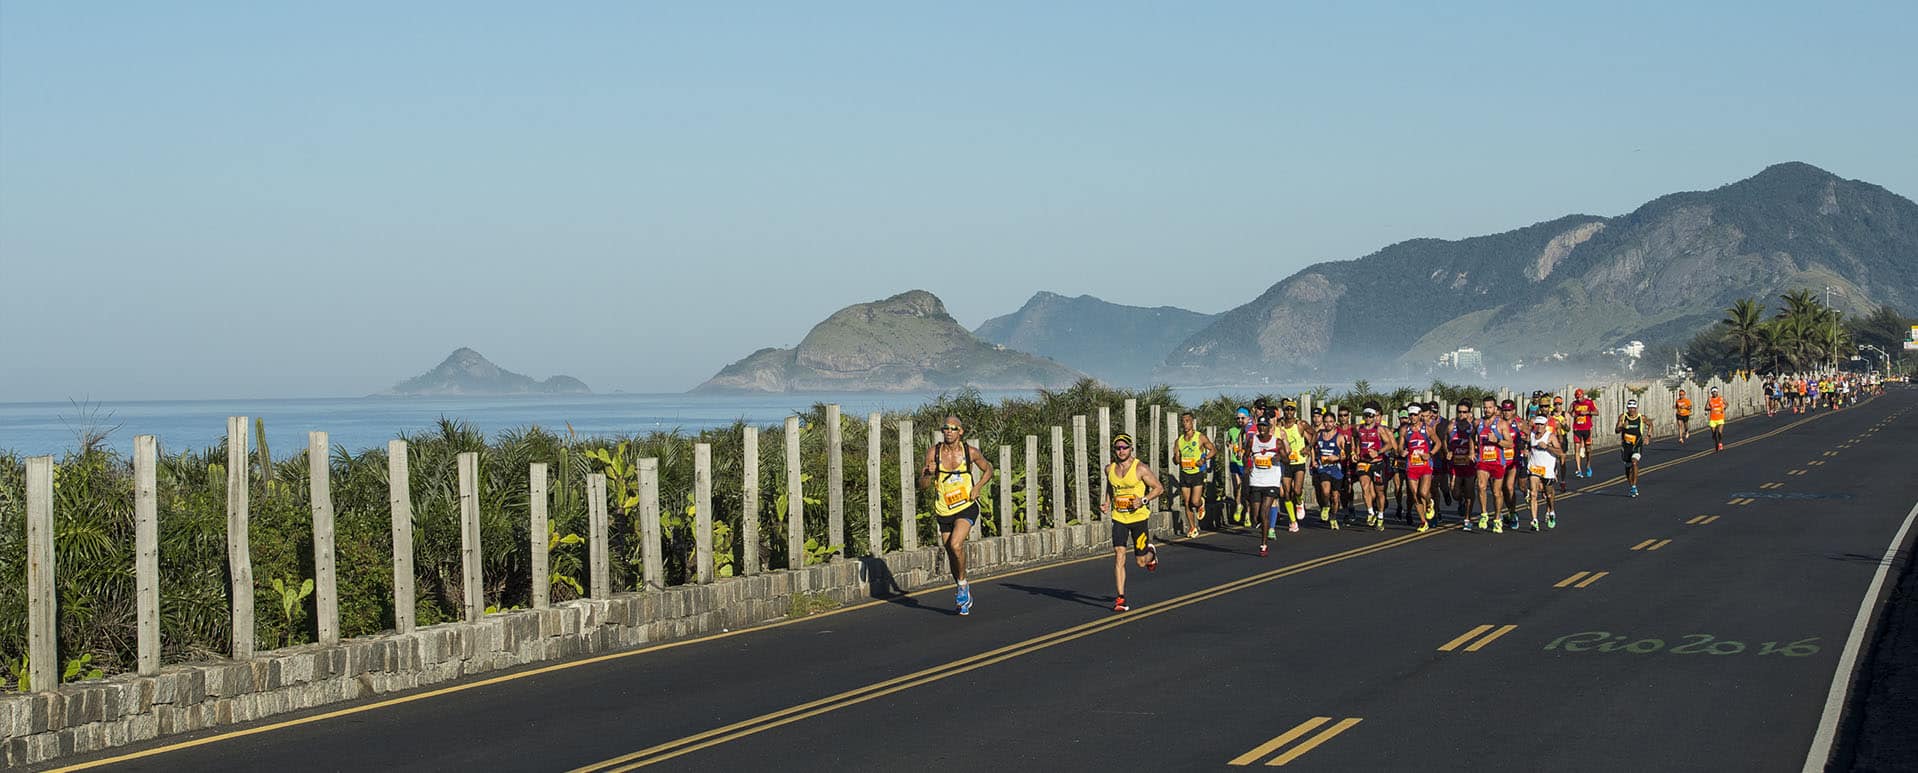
[[1904, 340, 1918, 351]]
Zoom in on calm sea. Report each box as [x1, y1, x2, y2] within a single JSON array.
[[0, 388, 1305, 457]]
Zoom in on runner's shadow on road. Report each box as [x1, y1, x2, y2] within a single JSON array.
[[998, 582, 1110, 609]]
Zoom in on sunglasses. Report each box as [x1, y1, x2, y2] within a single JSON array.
[[1112, 444, 1132, 451], [942, 425, 962, 431]]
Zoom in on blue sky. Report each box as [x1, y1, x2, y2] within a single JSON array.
[[3, 1, 1913, 399]]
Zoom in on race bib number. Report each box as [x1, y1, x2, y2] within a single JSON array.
[[939, 479, 970, 508], [1113, 495, 1138, 511], [1410, 451, 1427, 465], [1254, 456, 1273, 469], [1356, 462, 1372, 473], [1529, 465, 1548, 476], [1623, 433, 1639, 445], [1479, 446, 1500, 462]]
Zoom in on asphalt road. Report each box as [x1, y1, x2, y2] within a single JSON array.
[[51, 389, 1918, 773]]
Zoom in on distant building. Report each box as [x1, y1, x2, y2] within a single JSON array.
[[1451, 347, 1483, 371]]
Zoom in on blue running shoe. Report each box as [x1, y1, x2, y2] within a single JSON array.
[[956, 582, 972, 616], [1629, 485, 1639, 497]]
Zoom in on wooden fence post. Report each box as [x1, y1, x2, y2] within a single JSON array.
[[786, 416, 805, 569], [639, 458, 663, 590], [134, 436, 160, 675], [226, 417, 254, 659], [26, 456, 57, 691], [898, 419, 916, 551], [742, 427, 760, 575], [308, 432, 339, 646], [529, 463, 549, 608], [457, 451, 484, 621], [588, 473, 610, 598], [387, 440, 416, 632], [1072, 416, 1089, 526], [695, 443, 715, 583], [1051, 426, 1066, 528], [867, 413, 883, 555], [826, 405, 844, 558], [381, 441, 412, 636]]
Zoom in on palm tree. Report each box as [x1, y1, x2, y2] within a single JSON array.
[[1722, 298, 1764, 373], [1778, 289, 1821, 321], [1754, 321, 1784, 374]]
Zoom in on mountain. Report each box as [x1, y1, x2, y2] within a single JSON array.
[[974, 292, 1218, 386], [379, 348, 590, 396], [1161, 162, 1918, 382], [696, 290, 1087, 393]]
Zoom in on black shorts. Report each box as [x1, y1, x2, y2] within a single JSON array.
[[1247, 485, 1282, 501], [1621, 446, 1642, 465], [935, 503, 980, 532], [1179, 470, 1206, 488], [1111, 519, 1151, 555], [1573, 429, 1592, 442]]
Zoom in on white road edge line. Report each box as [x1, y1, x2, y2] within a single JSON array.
[[1802, 497, 1918, 773]]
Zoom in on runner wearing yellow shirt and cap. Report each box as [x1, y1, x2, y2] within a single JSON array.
[[1103, 433, 1164, 611], [1174, 412, 1216, 538]]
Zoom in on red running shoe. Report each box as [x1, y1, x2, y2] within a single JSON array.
[[1113, 596, 1128, 612], [1145, 547, 1159, 572], [1258, 544, 1269, 557]]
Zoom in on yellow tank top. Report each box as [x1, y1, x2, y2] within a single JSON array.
[[1280, 424, 1307, 464], [1178, 433, 1205, 473], [1107, 460, 1150, 524], [931, 445, 975, 517]]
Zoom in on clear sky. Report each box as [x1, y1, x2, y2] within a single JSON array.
[[4, 1, 1914, 400]]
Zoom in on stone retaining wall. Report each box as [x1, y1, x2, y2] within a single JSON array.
[[1, 522, 1109, 768]]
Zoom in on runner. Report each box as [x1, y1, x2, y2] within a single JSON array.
[[1764, 377, 1779, 417], [1498, 399, 1525, 531], [1174, 412, 1216, 538], [1278, 400, 1310, 530], [918, 415, 995, 615], [1674, 388, 1693, 445], [1447, 400, 1479, 527], [1571, 388, 1598, 478], [1311, 409, 1349, 529], [1336, 406, 1357, 516], [1549, 394, 1571, 492], [1401, 405, 1438, 531], [1354, 402, 1397, 530], [1706, 386, 1727, 451], [1525, 415, 1562, 530], [1226, 408, 1250, 526], [1392, 405, 1419, 524], [1246, 417, 1286, 555], [1429, 402, 1453, 509], [1616, 399, 1653, 497], [1101, 433, 1162, 612], [1475, 398, 1515, 533]]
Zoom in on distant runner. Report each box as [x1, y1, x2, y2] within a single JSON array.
[[1402, 404, 1438, 531], [1706, 386, 1727, 451], [1247, 417, 1286, 555], [1674, 389, 1693, 445], [1475, 398, 1515, 533], [1227, 408, 1250, 525], [1525, 415, 1562, 530], [1175, 412, 1217, 538], [1447, 401, 1479, 527], [1278, 400, 1310, 530], [1571, 389, 1598, 478], [1616, 399, 1652, 497], [1312, 409, 1349, 528], [1101, 433, 1162, 612], [919, 415, 995, 615]]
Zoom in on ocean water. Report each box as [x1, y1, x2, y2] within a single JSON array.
[[0, 387, 1309, 458]]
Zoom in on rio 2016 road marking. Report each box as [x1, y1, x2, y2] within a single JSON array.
[[1545, 631, 1822, 657]]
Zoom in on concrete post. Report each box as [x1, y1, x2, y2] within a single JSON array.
[[785, 416, 805, 569], [588, 473, 609, 598], [898, 419, 917, 551], [387, 440, 416, 632], [1072, 415, 1089, 527], [1024, 435, 1039, 533], [826, 404, 844, 559], [225, 417, 254, 659], [529, 463, 549, 608], [742, 426, 760, 575], [639, 458, 663, 590], [998, 445, 1013, 533], [1098, 406, 1112, 523], [868, 413, 883, 555], [1148, 404, 1162, 512], [134, 436, 160, 675], [1125, 399, 1138, 443], [695, 443, 714, 582], [1051, 426, 1067, 527], [967, 439, 983, 541], [457, 451, 483, 621], [25, 456, 56, 691], [308, 431, 339, 646]]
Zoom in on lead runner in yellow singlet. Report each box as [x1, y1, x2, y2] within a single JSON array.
[[918, 415, 994, 616], [1103, 433, 1164, 612]]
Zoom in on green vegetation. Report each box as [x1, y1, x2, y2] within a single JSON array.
[[1685, 292, 1913, 375], [1, 377, 1562, 690]]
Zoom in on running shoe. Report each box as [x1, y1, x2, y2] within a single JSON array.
[[1529, 517, 1540, 532], [1330, 518, 1341, 531], [1375, 516, 1385, 532], [1113, 595, 1128, 612], [1477, 513, 1489, 531], [1416, 520, 1430, 533], [1258, 544, 1268, 557], [956, 583, 972, 616], [1629, 485, 1639, 497], [1716, 442, 1724, 452], [1462, 518, 1474, 533], [1491, 517, 1503, 534], [1145, 548, 1159, 572], [1266, 527, 1277, 539], [1546, 512, 1557, 530], [1287, 520, 1299, 533], [1320, 509, 1330, 523], [1187, 527, 1200, 539]]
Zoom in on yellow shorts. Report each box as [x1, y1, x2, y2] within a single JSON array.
[[1708, 419, 1724, 428]]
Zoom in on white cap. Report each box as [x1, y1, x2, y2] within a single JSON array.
[[1626, 399, 1639, 408], [1532, 416, 1549, 425]]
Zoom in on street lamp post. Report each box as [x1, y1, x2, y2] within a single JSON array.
[[1857, 343, 1892, 377]]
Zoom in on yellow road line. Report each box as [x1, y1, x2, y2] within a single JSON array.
[[573, 529, 1449, 772], [1703, 516, 1720, 524], [1229, 717, 1331, 766], [1686, 515, 1707, 525], [1266, 717, 1363, 766], [1789, 469, 1807, 476], [1574, 571, 1609, 588], [1463, 624, 1518, 652], [1554, 571, 1590, 588], [1437, 624, 1495, 652], [1631, 539, 1656, 551], [1809, 460, 1826, 466], [1648, 539, 1673, 551]]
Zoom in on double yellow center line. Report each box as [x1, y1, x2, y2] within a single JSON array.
[[567, 527, 1451, 772]]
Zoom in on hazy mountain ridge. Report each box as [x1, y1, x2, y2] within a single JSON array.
[[696, 290, 1086, 393], [379, 348, 590, 396], [1161, 162, 1918, 381], [974, 292, 1218, 386]]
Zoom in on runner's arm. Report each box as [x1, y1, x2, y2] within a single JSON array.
[[967, 444, 994, 501], [1139, 464, 1165, 503]]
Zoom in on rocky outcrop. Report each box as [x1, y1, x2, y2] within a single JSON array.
[[973, 292, 1217, 386], [697, 291, 1086, 392], [378, 348, 589, 396]]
